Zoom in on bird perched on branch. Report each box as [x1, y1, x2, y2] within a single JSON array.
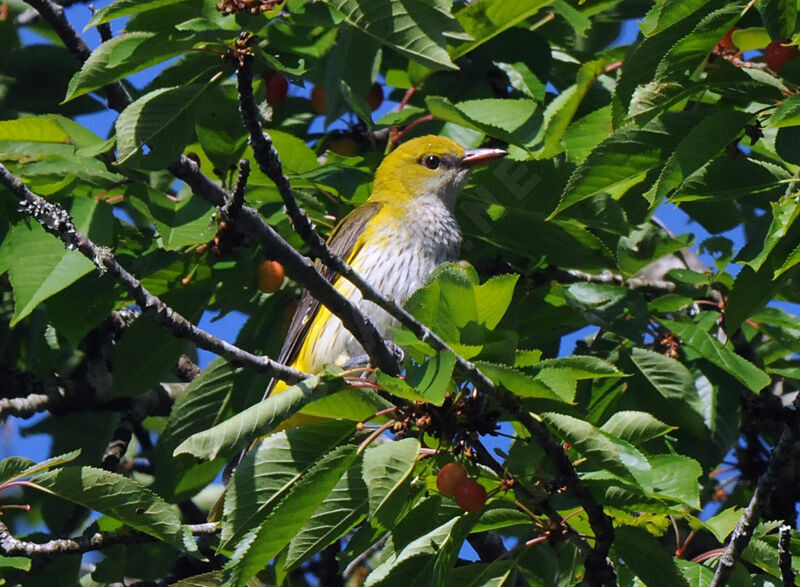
[[269, 135, 507, 397]]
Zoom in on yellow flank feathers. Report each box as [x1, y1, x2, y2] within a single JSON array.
[[267, 135, 507, 402]]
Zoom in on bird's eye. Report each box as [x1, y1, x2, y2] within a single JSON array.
[[421, 154, 440, 169]]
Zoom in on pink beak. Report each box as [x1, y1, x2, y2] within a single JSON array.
[[462, 147, 508, 168]]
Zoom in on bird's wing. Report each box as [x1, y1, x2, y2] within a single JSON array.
[[268, 201, 384, 391]]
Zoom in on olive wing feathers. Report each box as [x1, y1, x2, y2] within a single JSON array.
[[267, 201, 384, 394]]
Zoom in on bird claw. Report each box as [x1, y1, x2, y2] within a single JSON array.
[[341, 342, 404, 371]]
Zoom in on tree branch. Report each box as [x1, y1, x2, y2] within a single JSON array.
[[711, 396, 800, 586], [0, 163, 306, 385], [779, 524, 794, 587], [0, 520, 218, 557]]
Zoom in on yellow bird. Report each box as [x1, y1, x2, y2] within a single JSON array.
[[269, 135, 507, 398]]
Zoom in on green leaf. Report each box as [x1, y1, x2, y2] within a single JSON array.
[[425, 96, 540, 148], [731, 26, 772, 50], [494, 61, 546, 102], [170, 571, 261, 587], [702, 506, 741, 542], [6, 197, 112, 325], [365, 516, 461, 586], [300, 387, 396, 419], [450, 0, 551, 60], [0, 457, 35, 485], [477, 361, 569, 402], [30, 466, 196, 552], [0, 118, 71, 143], [563, 105, 613, 163], [174, 375, 344, 460], [534, 59, 606, 159], [363, 438, 421, 524], [87, 0, 191, 27], [126, 184, 216, 250], [326, 0, 462, 71], [283, 455, 369, 572], [614, 4, 712, 122], [475, 274, 519, 330], [542, 413, 651, 480], [767, 93, 800, 128], [564, 282, 649, 341], [376, 106, 427, 127], [617, 224, 694, 277], [64, 32, 200, 101], [551, 128, 665, 217], [759, 0, 797, 40], [0, 556, 31, 571], [404, 265, 518, 344], [639, 0, 713, 37], [629, 347, 706, 433], [221, 421, 356, 548], [224, 445, 359, 587], [534, 355, 625, 380], [613, 526, 689, 587], [405, 350, 457, 406], [0, 450, 80, 485], [726, 265, 790, 333], [654, 5, 745, 84], [634, 454, 702, 507], [116, 82, 214, 169], [445, 559, 515, 587], [153, 359, 270, 501], [652, 110, 753, 201], [657, 318, 770, 392], [600, 411, 675, 444]]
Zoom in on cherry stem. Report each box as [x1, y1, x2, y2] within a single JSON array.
[[357, 419, 396, 454]]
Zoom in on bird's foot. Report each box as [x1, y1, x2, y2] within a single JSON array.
[[341, 342, 404, 371]]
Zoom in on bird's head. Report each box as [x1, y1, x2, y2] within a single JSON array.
[[371, 135, 507, 208]]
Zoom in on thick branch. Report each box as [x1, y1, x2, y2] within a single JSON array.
[[0, 163, 306, 385], [0, 520, 218, 557], [711, 397, 800, 586], [235, 59, 399, 375]]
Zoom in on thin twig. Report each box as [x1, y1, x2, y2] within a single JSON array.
[[226, 159, 250, 218], [0, 520, 218, 557], [711, 396, 800, 586]]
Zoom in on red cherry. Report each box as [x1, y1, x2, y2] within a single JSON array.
[[310, 86, 327, 114], [436, 463, 468, 497], [256, 260, 285, 293], [454, 479, 487, 513], [264, 70, 289, 104], [765, 40, 798, 73], [365, 82, 383, 111]]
